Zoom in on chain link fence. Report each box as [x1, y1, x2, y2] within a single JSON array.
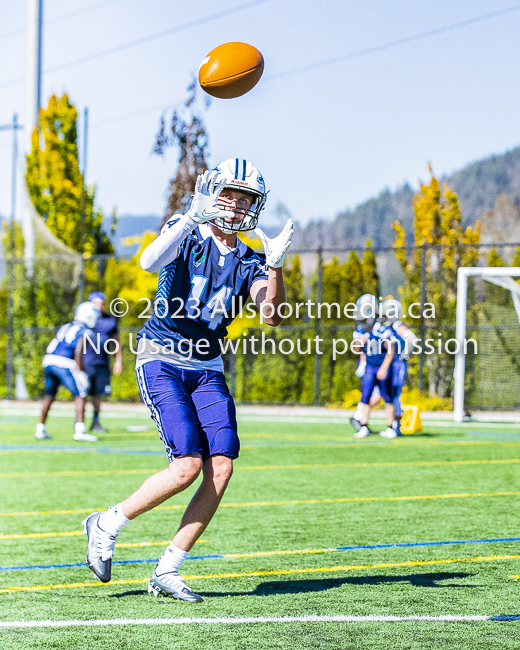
[[1, 242, 519, 408]]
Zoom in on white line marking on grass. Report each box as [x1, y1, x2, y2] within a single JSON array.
[[1, 615, 519, 628]]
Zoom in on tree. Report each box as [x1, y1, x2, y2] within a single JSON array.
[[361, 240, 380, 296], [26, 94, 113, 255], [154, 80, 210, 229], [392, 166, 480, 397]]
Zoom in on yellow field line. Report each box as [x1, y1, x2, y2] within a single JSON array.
[[2, 458, 520, 480], [2, 554, 519, 594], [0, 530, 83, 540], [0, 531, 83, 540], [224, 547, 333, 559], [0, 469, 157, 479], [1, 490, 519, 519], [0, 530, 208, 546], [117, 539, 208, 549]]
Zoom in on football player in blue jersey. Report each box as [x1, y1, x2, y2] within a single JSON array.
[[82, 159, 293, 602], [84, 291, 123, 433], [35, 302, 100, 442], [351, 294, 396, 439], [379, 298, 418, 438]]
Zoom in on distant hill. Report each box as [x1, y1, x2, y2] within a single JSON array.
[[295, 145, 520, 249], [104, 214, 160, 256], [108, 146, 520, 255]]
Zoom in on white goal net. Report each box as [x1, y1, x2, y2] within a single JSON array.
[[454, 267, 520, 421]]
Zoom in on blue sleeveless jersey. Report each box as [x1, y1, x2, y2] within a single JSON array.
[[46, 322, 91, 360], [354, 321, 394, 367], [138, 224, 268, 360]]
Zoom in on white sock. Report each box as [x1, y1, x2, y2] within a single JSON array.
[[353, 403, 363, 421], [157, 543, 188, 573], [98, 503, 130, 537], [36, 423, 46, 434], [74, 421, 86, 435]]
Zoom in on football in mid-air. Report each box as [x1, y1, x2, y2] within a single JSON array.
[[198, 42, 264, 99]]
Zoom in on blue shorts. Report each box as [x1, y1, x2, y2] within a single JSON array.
[[44, 365, 80, 398], [85, 364, 111, 397], [136, 361, 239, 463], [392, 359, 407, 417], [361, 364, 394, 405]]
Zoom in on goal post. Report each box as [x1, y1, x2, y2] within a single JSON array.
[[454, 266, 520, 422]]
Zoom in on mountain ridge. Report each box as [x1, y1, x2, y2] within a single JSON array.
[[294, 145, 520, 249], [108, 145, 520, 254]]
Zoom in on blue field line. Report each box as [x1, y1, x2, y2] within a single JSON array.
[[0, 445, 165, 456], [2, 536, 520, 573]]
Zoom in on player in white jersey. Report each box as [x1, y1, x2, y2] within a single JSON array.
[[380, 298, 418, 437], [82, 159, 293, 602], [35, 302, 100, 442]]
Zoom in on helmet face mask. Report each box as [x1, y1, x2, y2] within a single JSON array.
[[208, 158, 267, 234], [358, 318, 374, 332]]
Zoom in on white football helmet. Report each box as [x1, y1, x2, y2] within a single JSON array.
[[74, 302, 100, 329], [209, 158, 267, 234], [353, 294, 379, 329], [381, 298, 403, 325]]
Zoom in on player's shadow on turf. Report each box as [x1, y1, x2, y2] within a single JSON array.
[[198, 571, 476, 597], [109, 572, 476, 599]]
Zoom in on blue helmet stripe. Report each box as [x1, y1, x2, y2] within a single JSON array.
[[242, 159, 247, 180], [234, 158, 239, 179]]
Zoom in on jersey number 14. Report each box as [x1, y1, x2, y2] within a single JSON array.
[[185, 275, 233, 330]]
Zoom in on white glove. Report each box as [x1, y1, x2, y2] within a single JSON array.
[[355, 359, 366, 378], [255, 220, 294, 268], [186, 170, 229, 224]]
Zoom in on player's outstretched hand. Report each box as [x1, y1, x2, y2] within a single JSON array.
[[187, 170, 229, 224], [255, 219, 294, 268]]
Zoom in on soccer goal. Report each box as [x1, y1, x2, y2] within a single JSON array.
[[454, 267, 520, 422]]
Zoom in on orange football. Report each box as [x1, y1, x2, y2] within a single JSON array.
[[198, 42, 264, 99]]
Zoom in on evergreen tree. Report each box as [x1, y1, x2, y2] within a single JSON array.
[[392, 167, 480, 397], [25, 94, 113, 255], [154, 81, 210, 229], [361, 240, 380, 296]]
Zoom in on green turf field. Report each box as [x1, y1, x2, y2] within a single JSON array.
[[1, 409, 520, 648]]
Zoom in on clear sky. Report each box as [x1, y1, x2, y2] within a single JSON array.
[[1, 0, 520, 229]]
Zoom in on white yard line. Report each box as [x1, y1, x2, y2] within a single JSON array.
[[0, 614, 519, 628]]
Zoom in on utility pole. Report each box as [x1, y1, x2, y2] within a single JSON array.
[[26, 0, 43, 146], [0, 115, 24, 399], [24, 0, 43, 279], [78, 107, 89, 303], [314, 221, 323, 405]]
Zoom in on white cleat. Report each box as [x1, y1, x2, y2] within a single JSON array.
[[35, 429, 52, 440], [73, 431, 98, 442], [353, 425, 371, 439], [380, 427, 398, 439], [82, 512, 116, 583], [148, 566, 203, 602]]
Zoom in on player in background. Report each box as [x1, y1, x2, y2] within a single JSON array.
[[351, 294, 396, 439], [82, 159, 293, 602], [350, 294, 382, 432], [380, 298, 418, 437], [83, 291, 123, 432], [35, 302, 100, 442]]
